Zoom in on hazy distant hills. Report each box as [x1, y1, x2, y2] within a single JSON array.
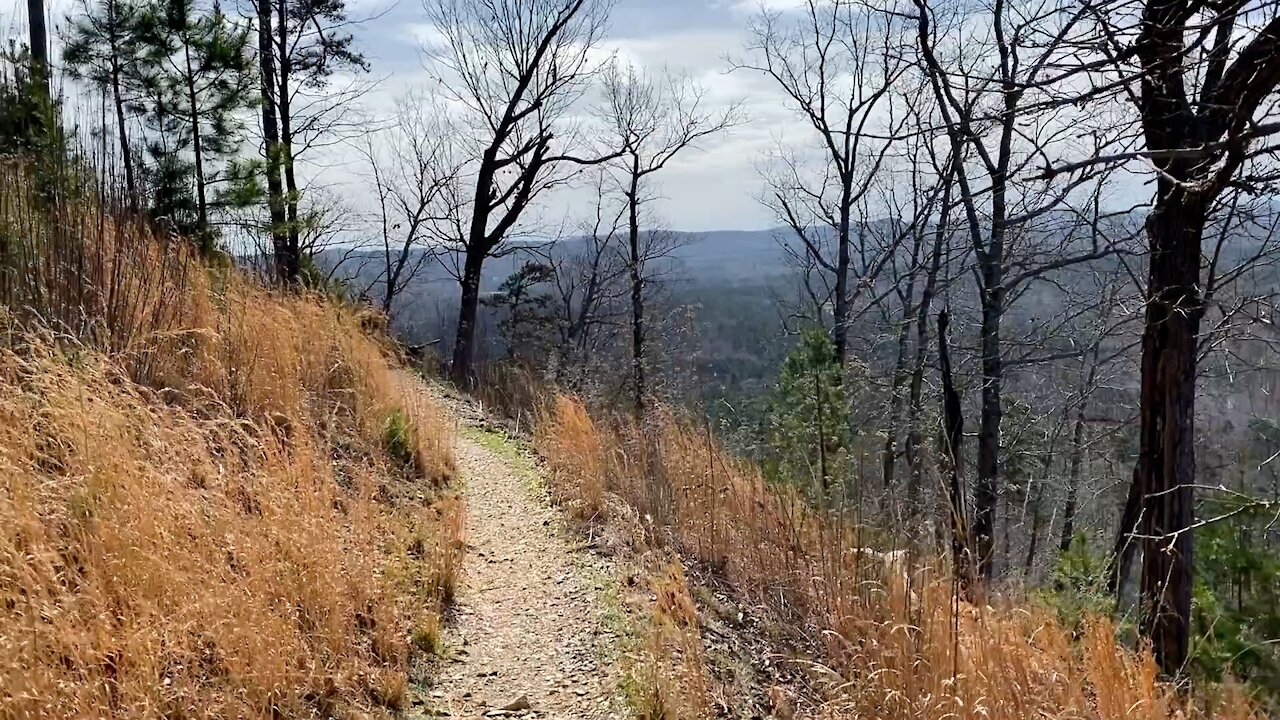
[[318, 227, 798, 295]]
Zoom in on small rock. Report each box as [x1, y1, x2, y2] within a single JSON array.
[[499, 696, 532, 712]]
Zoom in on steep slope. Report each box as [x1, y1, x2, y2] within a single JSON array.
[[0, 162, 462, 718]]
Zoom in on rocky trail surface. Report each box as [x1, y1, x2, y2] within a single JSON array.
[[415, 421, 626, 719]]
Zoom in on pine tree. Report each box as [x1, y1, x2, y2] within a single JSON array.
[[134, 0, 255, 249], [257, 0, 367, 283], [64, 0, 148, 203], [767, 328, 850, 505]]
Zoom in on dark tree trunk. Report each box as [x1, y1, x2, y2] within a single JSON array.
[[110, 70, 135, 204], [1059, 402, 1090, 554], [882, 317, 912, 495], [27, 0, 48, 96], [883, 226, 922, 498], [938, 310, 972, 595], [1025, 451, 1052, 575], [1133, 192, 1205, 677], [450, 138, 504, 384], [275, 1, 300, 266], [1106, 477, 1141, 600], [626, 167, 646, 418], [974, 280, 1004, 581], [832, 176, 852, 366], [905, 169, 952, 511], [256, 0, 291, 283], [106, 2, 135, 206], [182, 43, 209, 243], [1025, 499, 1042, 574], [451, 252, 484, 387]]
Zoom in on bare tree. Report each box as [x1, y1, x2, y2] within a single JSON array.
[[734, 0, 909, 367], [422, 0, 616, 386], [1027, 0, 1280, 675], [356, 93, 464, 320], [545, 170, 630, 383], [912, 0, 1129, 582], [599, 62, 743, 416]]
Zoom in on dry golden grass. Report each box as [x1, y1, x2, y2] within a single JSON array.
[[638, 563, 713, 720], [536, 395, 1263, 720], [0, 164, 460, 718]]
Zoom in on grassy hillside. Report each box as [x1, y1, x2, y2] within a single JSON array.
[[535, 395, 1264, 719], [0, 160, 462, 718]]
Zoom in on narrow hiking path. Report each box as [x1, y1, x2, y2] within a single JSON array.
[[422, 424, 627, 719]]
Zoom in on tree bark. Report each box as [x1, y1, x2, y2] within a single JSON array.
[[905, 168, 952, 511], [938, 309, 972, 595], [831, 174, 852, 366], [27, 0, 48, 97], [182, 42, 209, 241], [882, 318, 911, 495], [626, 165, 646, 418], [1059, 399, 1090, 554], [974, 280, 1004, 581], [450, 141, 499, 385], [1025, 450, 1053, 575], [256, 0, 291, 282], [1134, 191, 1205, 677], [275, 0, 300, 266], [106, 0, 135, 205], [451, 252, 484, 387]]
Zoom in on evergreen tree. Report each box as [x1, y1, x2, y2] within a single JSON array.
[[0, 42, 59, 156], [134, 0, 254, 249], [766, 328, 850, 505], [484, 262, 558, 362], [257, 0, 367, 283], [64, 0, 148, 203]]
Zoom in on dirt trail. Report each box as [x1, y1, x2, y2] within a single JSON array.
[[422, 426, 625, 719]]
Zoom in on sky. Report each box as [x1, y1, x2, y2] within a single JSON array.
[[3, 0, 1158, 235], [326, 0, 803, 232], [0, 0, 811, 231]]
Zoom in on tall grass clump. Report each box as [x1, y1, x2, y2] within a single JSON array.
[[536, 394, 1262, 720], [0, 155, 459, 717]]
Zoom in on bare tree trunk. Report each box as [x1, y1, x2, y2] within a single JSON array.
[[975, 281, 1004, 581], [884, 224, 923, 498], [1134, 192, 1205, 676], [938, 309, 972, 596], [832, 177, 852, 365], [451, 252, 484, 386], [450, 146, 496, 385], [27, 0, 48, 97], [1106, 477, 1141, 598], [626, 166, 646, 418], [106, 0, 135, 205], [182, 43, 209, 243], [905, 171, 952, 511], [275, 1, 300, 265], [1025, 450, 1053, 575], [256, 0, 291, 282], [1059, 400, 1090, 554], [883, 317, 912, 494]]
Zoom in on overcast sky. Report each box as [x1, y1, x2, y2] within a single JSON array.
[[331, 0, 802, 232], [1, 0, 866, 232]]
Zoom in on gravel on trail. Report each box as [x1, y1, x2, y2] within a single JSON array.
[[419, 427, 627, 720]]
